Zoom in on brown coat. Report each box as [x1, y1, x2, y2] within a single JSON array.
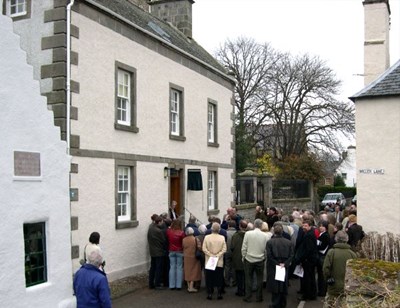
[[182, 235, 202, 281]]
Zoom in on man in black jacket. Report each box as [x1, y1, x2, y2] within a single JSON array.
[[294, 219, 318, 301], [147, 215, 167, 289], [266, 224, 294, 308]]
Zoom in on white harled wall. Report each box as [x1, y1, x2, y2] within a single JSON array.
[[0, 13, 75, 308], [355, 97, 400, 234], [70, 11, 234, 280]]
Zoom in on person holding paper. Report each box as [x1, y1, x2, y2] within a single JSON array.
[[316, 220, 331, 297], [202, 222, 227, 300], [266, 224, 293, 308]]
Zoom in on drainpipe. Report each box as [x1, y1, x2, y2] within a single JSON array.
[[66, 0, 74, 155]]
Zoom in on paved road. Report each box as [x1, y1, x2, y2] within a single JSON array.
[[113, 277, 324, 308]]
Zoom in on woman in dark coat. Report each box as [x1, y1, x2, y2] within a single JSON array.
[[266, 224, 294, 308], [230, 220, 247, 296]]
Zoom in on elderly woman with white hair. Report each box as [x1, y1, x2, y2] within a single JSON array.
[[202, 222, 227, 300], [182, 227, 202, 293]]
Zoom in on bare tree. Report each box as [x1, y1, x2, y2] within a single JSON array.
[[215, 37, 355, 170], [260, 52, 355, 160], [215, 37, 277, 171]]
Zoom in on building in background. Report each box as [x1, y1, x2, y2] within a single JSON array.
[[0, 10, 74, 308], [2, 0, 235, 288], [350, 0, 399, 234], [335, 146, 357, 187]]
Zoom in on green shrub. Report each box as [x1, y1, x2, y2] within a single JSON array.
[[317, 185, 356, 201]]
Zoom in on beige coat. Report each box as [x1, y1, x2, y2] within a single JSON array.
[[202, 233, 226, 268]]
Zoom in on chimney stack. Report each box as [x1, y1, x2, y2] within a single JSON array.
[[148, 0, 194, 38], [363, 0, 391, 86]]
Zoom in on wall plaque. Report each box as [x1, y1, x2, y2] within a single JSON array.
[[14, 151, 41, 177]]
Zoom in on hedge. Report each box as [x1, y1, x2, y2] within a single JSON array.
[[317, 185, 356, 201]]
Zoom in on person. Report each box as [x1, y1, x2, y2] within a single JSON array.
[[261, 221, 273, 288], [147, 215, 167, 290], [241, 218, 269, 303], [346, 214, 365, 252], [266, 224, 294, 308], [166, 219, 185, 290], [194, 224, 207, 289], [185, 215, 200, 236], [224, 220, 237, 287], [73, 249, 111, 308], [221, 206, 243, 230], [202, 222, 227, 300], [323, 231, 357, 307], [255, 205, 268, 222], [294, 218, 318, 301], [333, 205, 343, 223], [266, 207, 280, 230], [169, 200, 178, 220], [231, 220, 248, 297], [316, 220, 330, 297], [84, 232, 105, 271], [182, 227, 202, 293]]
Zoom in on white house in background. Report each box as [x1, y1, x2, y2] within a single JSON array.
[[335, 146, 357, 187], [350, 60, 400, 234], [2, 0, 235, 284], [349, 0, 400, 234], [0, 11, 74, 308]]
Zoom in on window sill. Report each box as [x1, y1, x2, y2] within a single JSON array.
[[115, 123, 139, 133], [207, 209, 220, 216], [116, 220, 139, 229], [208, 142, 219, 148], [169, 135, 186, 142]]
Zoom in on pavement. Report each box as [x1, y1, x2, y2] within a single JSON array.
[[113, 277, 324, 308]]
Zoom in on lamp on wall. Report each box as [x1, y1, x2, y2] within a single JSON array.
[[164, 167, 169, 178]]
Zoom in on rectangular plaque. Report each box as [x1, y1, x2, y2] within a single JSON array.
[[14, 151, 41, 177]]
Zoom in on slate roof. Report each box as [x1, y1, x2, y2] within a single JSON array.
[[85, 0, 229, 78], [350, 59, 400, 101]]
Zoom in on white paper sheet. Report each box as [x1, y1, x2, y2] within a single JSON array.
[[205, 256, 218, 271], [293, 264, 304, 278], [275, 265, 286, 282]]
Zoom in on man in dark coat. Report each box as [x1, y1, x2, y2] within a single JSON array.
[[266, 224, 294, 308], [231, 220, 248, 297], [294, 219, 318, 301], [147, 215, 167, 289]]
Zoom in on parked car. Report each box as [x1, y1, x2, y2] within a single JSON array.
[[321, 193, 346, 210]]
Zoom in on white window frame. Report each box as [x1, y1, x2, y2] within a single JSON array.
[[117, 166, 131, 222], [208, 171, 216, 210], [208, 103, 215, 143], [7, 0, 26, 17], [117, 69, 131, 126], [170, 89, 180, 136]]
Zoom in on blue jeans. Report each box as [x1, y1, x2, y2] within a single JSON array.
[[169, 251, 183, 288]]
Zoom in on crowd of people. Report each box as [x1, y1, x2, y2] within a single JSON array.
[[147, 199, 364, 308]]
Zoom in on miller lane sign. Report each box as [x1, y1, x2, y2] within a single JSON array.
[[359, 168, 385, 175]]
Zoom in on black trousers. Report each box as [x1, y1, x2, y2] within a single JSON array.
[[301, 262, 317, 300], [235, 270, 245, 295], [270, 292, 287, 308], [149, 256, 164, 288]]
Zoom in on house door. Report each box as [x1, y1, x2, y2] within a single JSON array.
[[170, 169, 182, 217]]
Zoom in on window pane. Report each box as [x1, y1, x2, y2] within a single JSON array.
[[117, 69, 131, 125], [208, 172, 215, 210], [24, 222, 47, 287], [170, 89, 180, 135], [117, 167, 131, 221]]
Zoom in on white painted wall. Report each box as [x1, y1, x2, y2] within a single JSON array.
[[70, 11, 234, 280], [0, 12, 75, 308], [336, 146, 357, 187], [355, 97, 400, 234]]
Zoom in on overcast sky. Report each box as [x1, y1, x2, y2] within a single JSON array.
[[193, 0, 400, 101]]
